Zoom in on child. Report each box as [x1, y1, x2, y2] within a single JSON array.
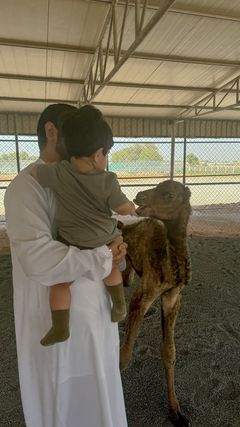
[[31, 105, 136, 346]]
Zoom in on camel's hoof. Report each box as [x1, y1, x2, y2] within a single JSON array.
[[170, 411, 191, 427]]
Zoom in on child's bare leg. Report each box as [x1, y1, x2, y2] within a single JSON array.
[[40, 283, 71, 346], [104, 267, 127, 322]]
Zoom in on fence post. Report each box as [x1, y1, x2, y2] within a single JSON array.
[[183, 120, 187, 185], [15, 134, 20, 173], [170, 120, 175, 179], [14, 115, 20, 173]]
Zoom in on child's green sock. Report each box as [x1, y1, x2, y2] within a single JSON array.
[[40, 309, 70, 346], [106, 283, 127, 322]]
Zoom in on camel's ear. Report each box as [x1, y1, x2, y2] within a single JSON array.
[[184, 186, 191, 201]]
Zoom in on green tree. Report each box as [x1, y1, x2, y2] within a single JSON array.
[[19, 151, 33, 160], [0, 151, 36, 161], [111, 145, 141, 162], [186, 153, 199, 165], [0, 152, 16, 160], [138, 144, 163, 161], [111, 143, 163, 162]]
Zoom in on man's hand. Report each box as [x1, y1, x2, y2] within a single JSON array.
[[108, 235, 127, 265]]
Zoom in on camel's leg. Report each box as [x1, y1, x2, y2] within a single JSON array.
[[120, 277, 161, 370], [122, 261, 135, 287], [161, 288, 190, 427]]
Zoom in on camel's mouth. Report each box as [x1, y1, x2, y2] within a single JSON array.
[[134, 198, 143, 212], [134, 194, 152, 216], [134, 204, 149, 216], [135, 205, 145, 215]]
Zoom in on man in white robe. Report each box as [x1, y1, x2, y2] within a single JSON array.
[[4, 104, 128, 427]]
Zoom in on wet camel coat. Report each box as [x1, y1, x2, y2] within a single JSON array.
[[4, 160, 128, 427]]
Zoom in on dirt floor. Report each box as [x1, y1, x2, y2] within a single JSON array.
[[2, 237, 240, 427], [1, 203, 240, 426]]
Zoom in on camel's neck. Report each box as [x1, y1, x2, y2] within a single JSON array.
[[162, 214, 189, 250], [164, 221, 185, 242]]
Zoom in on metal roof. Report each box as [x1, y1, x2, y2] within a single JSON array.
[[1, 0, 240, 121]]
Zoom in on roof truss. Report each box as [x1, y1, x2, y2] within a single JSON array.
[[80, 0, 182, 104], [1, 0, 240, 120], [178, 73, 240, 119]]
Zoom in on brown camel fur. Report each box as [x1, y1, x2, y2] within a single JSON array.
[[120, 179, 191, 427]]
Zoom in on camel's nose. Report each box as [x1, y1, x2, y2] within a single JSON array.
[[135, 192, 148, 203]]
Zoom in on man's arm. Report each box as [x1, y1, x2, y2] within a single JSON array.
[[5, 172, 113, 286]]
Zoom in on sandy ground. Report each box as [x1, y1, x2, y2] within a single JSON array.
[[1, 238, 240, 426]]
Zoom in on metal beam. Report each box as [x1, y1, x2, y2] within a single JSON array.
[[177, 73, 240, 119], [2, 72, 239, 94], [80, 0, 177, 104], [93, 101, 240, 112], [108, 81, 214, 92], [1, 96, 240, 114], [0, 38, 95, 54], [131, 53, 240, 68], [94, 101, 190, 109], [1, 37, 240, 68], [170, 7, 240, 23], [105, 82, 240, 94], [0, 73, 84, 85], [0, 96, 78, 104]]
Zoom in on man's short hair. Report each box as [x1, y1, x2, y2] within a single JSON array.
[[61, 105, 113, 158], [37, 103, 78, 151]]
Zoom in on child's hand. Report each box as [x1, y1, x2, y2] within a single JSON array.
[[108, 236, 127, 264]]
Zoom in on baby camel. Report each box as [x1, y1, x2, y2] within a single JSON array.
[[120, 179, 191, 427]]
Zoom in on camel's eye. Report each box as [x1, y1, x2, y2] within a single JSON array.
[[163, 192, 174, 200]]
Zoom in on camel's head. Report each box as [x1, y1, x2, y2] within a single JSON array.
[[134, 179, 191, 221]]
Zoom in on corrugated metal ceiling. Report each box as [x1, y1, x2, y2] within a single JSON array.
[[0, 0, 240, 121]]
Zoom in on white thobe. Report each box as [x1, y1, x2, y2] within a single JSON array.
[[4, 161, 128, 427]]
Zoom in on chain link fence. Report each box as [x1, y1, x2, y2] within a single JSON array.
[[0, 134, 240, 234], [183, 138, 240, 235], [109, 138, 172, 201], [0, 135, 39, 220], [109, 137, 240, 235]]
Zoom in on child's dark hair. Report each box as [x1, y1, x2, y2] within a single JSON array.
[[61, 105, 114, 157]]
